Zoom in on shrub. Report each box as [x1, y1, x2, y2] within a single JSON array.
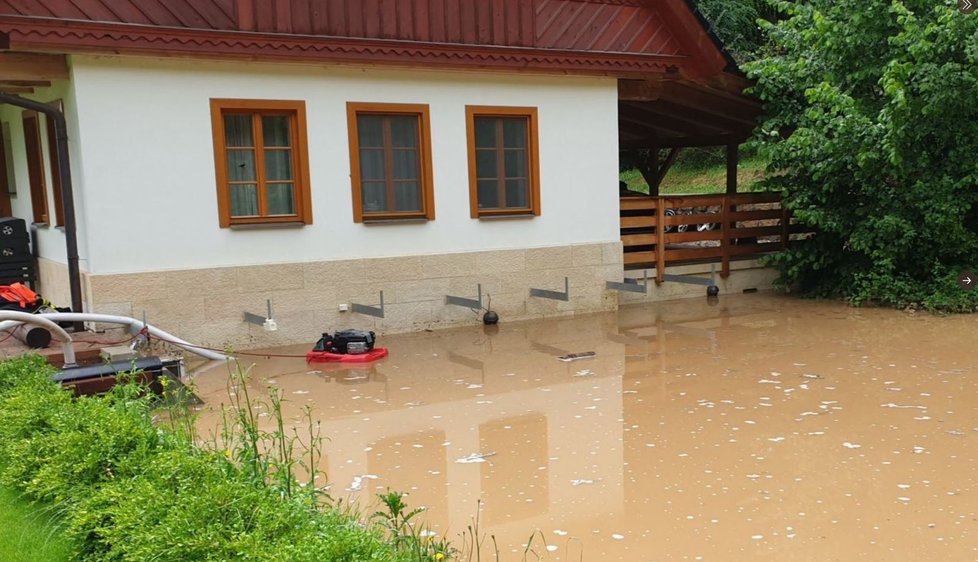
[[748, 0, 978, 311], [0, 357, 411, 562]]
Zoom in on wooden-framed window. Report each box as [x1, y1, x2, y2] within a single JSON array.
[[465, 106, 540, 218], [22, 111, 49, 224], [0, 122, 12, 217], [346, 102, 434, 223], [44, 101, 65, 226], [209, 99, 312, 228]]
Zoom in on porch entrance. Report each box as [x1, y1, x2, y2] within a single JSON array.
[[616, 76, 804, 283]]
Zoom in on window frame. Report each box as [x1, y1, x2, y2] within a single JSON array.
[[346, 102, 435, 223], [44, 100, 65, 227], [0, 122, 11, 217], [209, 99, 312, 228], [22, 111, 49, 225], [465, 105, 540, 218]]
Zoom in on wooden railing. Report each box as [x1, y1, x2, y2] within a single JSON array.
[[620, 192, 807, 282]]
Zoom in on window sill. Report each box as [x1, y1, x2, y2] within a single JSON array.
[[476, 213, 537, 221], [229, 221, 306, 231], [362, 218, 431, 225]]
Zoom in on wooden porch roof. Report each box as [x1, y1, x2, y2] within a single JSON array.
[[0, 0, 732, 79], [618, 76, 762, 149]]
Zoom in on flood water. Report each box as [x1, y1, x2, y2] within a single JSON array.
[[191, 294, 978, 561]]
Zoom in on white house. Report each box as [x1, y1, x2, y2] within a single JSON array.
[[0, 0, 765, 348]]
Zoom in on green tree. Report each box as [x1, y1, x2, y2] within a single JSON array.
[[746, 0, 978, 311], [694, 0, 776, 62]]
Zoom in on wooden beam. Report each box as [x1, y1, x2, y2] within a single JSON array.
[[0, 53, 69, 82], [0, 80, 53, 87], [652, 100, 758, 132], [618, 78, 665, 101], [0, 86, 34, 94], [0, 32, 9, 51], [653, 147, 681, 191], [620, 102, 723, 137]]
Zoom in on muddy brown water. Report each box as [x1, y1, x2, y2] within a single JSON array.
[[191, 294, 978, 561]]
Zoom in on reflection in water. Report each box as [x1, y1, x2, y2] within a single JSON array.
[[192, 294, 978, 561]]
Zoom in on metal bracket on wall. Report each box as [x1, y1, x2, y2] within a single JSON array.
[[606, 270, 649, 294], [529, 277, 570, 302], [445, 284, 483, 310], [351, 291, 385, 318], [243, 299, 273, 326], [661, 264, 717, 287]]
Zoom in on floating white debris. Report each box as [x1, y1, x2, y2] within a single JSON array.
[[570, 479, 594, 486], [897, 484, 910, 489], [897, 497, 910, 502], [945, 430, 964, 436], [842, 442, 862, 449], [758, 379, 779, 384], [801, 373, 822, 379], [466, 384, 483, 390], [455, 452, 496, 464], [292, 390, 310, 395], [574, 369, 595, 377], [611, 534, 625, 540], [345, 474, 379, 492], [912, 446, 926, 454], [751, 534, 764, 540], [881, 403, 927, 409], [420, 530, 438, 539], [553, 529, 568, 536], [546, 545, 558, 552], [768, 437, 785, 443]]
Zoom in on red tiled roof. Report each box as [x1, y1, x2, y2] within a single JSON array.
[[0, 0, 729, 78]]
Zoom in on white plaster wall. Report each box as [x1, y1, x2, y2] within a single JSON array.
[[0, 77, 90, 271], [69, 56, 621, 275]]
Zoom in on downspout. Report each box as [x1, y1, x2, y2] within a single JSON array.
[[0, 93, 84, 328]]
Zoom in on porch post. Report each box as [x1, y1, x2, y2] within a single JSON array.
[[725, 143, 738, 194], [722, 143, 739, 278]]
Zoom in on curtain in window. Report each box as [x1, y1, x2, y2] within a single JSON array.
[[474, 116, 529, 210], [358, 114, 422, 214]]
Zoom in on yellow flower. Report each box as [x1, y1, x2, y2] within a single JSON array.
[[434, 554, 445, 561]]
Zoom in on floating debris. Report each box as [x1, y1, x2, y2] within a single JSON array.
[[945, 430, 965, 436], [345, 474, 379, 492], [842, 442, 862, 449], [558, 351, 596, 362], [292, 390, 310, 395], [553, 530, 568, 536], [571, 479, 595, 486], [574, 369, 595, 377], [611, 534, 625, 540], [455, 452, 497, 464], [881, 403, 927, 409], [546, 545, 558, 552]]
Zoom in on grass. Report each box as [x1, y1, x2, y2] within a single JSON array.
[[620, 154, 769, 195], [0, 485, 73, 562]]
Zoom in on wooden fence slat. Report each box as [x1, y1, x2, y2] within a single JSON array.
[[620, 216, 657, 229], [656, 200, 666, 283]]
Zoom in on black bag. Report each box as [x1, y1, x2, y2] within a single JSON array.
[[313, 330, 376, 354]]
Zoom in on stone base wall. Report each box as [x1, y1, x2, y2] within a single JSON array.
[[36, 258, 77, 308], [85, 242, 624, 349], [618, 259, 779, 305]]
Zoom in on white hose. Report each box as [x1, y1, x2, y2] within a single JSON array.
[[0, 312, 77, 367], [35, 312, 230, 362]]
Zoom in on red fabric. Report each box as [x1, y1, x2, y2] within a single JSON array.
[[0, 283, 40, 309]]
